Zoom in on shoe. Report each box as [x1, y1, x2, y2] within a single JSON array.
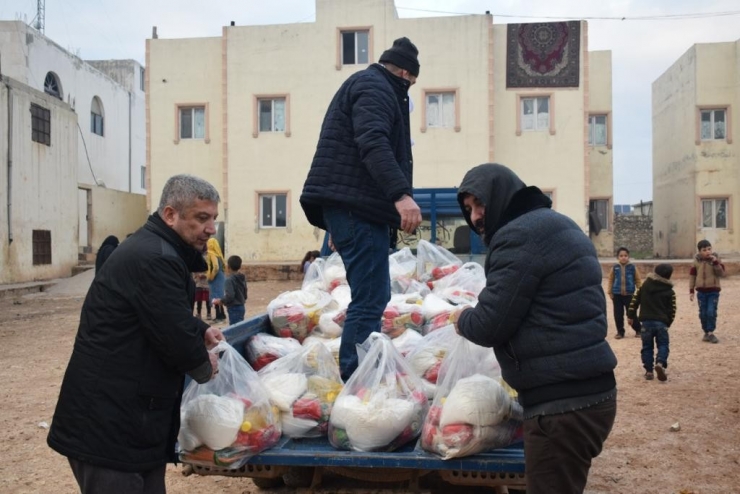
[[702, 333, 711, 342], [654, 363, 667, 382], [645, 372, 654, 381], [615, 333, 624, 340], [206, 314, 213, 320], [707, 333, 719, 344]]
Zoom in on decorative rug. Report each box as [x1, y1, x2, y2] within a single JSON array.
[[506, 21, 580, 88]]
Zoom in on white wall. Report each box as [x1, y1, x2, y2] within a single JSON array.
[[0, 77, 79, 283], [0, 21, 145, 195]]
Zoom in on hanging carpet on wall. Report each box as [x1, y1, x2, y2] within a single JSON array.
[[506, 21, 580, 88]]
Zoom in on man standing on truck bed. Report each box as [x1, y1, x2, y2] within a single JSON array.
[[451, 163, 617, 494], [48, 175, 224, 494], [300, 37, 423, 381]]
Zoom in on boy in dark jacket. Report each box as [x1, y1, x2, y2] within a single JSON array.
[[216, 255, 247, 325], [607, 246, 642, 339], [628, 264, 676, 382], [452, 163, 617, 494], [689, 239, 725, 343]]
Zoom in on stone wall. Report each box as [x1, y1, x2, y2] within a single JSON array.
[[613, 214, 653, 258]]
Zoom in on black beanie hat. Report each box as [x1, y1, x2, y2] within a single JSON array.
[[379, 37, 420, 77]]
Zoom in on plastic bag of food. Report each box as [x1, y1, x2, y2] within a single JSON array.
[[389, 247, 418, 281], [392, 328, 424, 357], [267, 290, 333, 342], [431, 262, 486, 305], [258, 341, 343, 438], [178, 341, 281, 469], [406, 325, 459, 399], [303, 335, 341, 367], [416, 240, 462, 285], [421, 337, 523, 460], [420, 293, 459, 335], [329, 334, 428, 452], [313, 284, 351, 338], [382, 293, 424, 338], [245, 333, 302, 371], [323, 253, 347, 292], [301, 258, 326, 292]]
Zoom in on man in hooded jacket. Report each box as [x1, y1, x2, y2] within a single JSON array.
[[451, 163, 617, 494]]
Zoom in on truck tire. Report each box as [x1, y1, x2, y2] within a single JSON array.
[[251, 476, 284, 489], [282, 467, 315, 488]]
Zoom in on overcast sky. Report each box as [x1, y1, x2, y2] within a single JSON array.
[[2, 0, 739, 204]]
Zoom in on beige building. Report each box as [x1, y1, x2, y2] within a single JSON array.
[[653, 39, 739, 258], [147, 0, 614, 261]]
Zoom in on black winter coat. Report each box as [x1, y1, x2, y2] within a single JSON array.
[[456, 164, 617, 412], [48, 214, 212, 472], [301, 63, 413, 229]]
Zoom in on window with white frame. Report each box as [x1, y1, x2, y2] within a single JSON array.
[[589, 199, 609, 232], [259, 193, 288, 228], [701, 198, 728, 229], [426, 92, 455, 128], [179, 106, 205, 139], [588, 115, 607, 146], [521, 96, 550, 131], [90, 96, 104, 136], [700, 109, 726, 140], [341, 30, 369, 65], [258, 98, 286, 133]]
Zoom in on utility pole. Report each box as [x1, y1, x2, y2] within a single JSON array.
[[34, 0, 45, 34]]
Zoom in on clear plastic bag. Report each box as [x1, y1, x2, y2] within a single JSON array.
[[303, 336, 341, 367], [323, 253, 348, 292], [392, 328, 424, 357], [178, 341, 281, 469], [245, 333, 302, 371], [420, 293, 458, 335], [431, 262, 486, 305], [416, 240, 463, 285], [389, 247, 418, 281], [301, 258, 326, 292], [329, 334, 428, 452], [421, 337, 523, 460], [258, 341, 343, 438], [406, 324, 460, 399], [267, 290, 333, 342], [382, 293, 424, 338]]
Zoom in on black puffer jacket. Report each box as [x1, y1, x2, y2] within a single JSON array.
[[48, 214, 212, 472], [456, 164, 617, 412], [627, 273, 676, 326], [301, 63, 413, 229]]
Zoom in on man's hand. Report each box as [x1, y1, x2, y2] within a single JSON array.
[[212, 298, 221, 306], [627, 318, 634, 326], [395, 195, 422, 234], [689, 293, 695, 302], [204, 326, 224, 350], [208, 352, 220, 380], [450, 307, 470, 335]]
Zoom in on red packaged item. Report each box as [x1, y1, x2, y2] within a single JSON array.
[[245, 333, 301, 371]]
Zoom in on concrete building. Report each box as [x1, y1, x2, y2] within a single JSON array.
[[147, 0, 614, 261], [653, 39, 739, 258], [0, 76, 79, 283], [0, 21, 147, 262]]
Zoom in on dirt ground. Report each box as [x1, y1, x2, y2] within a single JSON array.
[[0, 276, 738, 494]]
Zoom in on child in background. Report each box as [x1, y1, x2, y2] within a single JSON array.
[[607, 247, 643, 339], [193, 270, 211, 320], [689, 239, 725, 344], [301, 250, 321, 274], [628, 264, 676, 382], [214, 255, 248, 325]]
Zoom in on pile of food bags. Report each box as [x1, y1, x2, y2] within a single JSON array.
[[328, 334, 428, 452], [407, 325, 459, 398], [382, 292, 424, 338], [421, 337, 523, 460], [178, 341, 281, 468], [416, 240, 463, 288], [258, 341, 343, 438]]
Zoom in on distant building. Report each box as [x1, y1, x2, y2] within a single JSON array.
[[653, 39, 739, 257], [147, 0, 615, 260], [0, 21, 147, 281]]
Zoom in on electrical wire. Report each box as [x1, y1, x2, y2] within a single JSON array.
[[77, 121, 101, 186], [396, 5, 740, 21]]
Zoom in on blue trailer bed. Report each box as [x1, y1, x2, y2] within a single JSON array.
[[184, 314, 526, 491]]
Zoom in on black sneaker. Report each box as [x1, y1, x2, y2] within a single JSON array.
[[645, 372, 654, 381], [654, 363, 667, 382], [615, 333, 624, 340]]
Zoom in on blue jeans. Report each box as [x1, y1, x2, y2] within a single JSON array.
[[323, 207, 391, 381], [696, 291, 720, 332], [641, 320, 669, 372], [227, 305, 245, 325]]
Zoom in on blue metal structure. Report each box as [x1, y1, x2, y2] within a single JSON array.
[[413, 187, 485, 254]]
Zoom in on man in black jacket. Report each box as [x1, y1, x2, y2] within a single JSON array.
[[301, 37, 423, 381], [48, 175, 224, 494], [451, 164, 617, 494]]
